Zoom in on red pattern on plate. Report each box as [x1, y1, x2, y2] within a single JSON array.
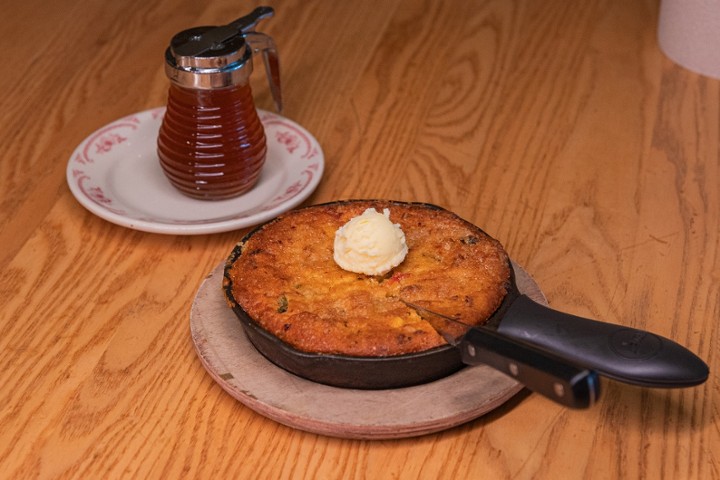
[[263, 162, 321, 211], [261, 112, 319, 160], [71, 116, 145, 211], [76, 118, 140, 165], [71, 169, 127, 215]]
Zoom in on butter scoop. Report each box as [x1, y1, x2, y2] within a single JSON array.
[[334, 208, 408, 276]]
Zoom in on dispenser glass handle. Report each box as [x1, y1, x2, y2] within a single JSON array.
[[244, 32, 282, 112]]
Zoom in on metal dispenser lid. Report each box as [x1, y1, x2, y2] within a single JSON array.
[[163, 6, 282, 110]]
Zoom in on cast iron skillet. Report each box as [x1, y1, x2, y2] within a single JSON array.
[[223, 200, 474, 389], [223, 200, 709, 390]]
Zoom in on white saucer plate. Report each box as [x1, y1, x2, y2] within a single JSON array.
[[66, 107, 324, 234]]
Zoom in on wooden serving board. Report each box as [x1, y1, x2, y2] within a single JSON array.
[[190, 261, 546, 440]]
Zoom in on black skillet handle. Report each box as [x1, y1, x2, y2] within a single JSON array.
[[496, 295, 709, 388], [460, 327, 600, 409]]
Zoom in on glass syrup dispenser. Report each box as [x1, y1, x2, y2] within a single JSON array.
[[157, 6, 282, 200]]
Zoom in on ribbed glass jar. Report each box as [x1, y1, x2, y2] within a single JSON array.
[[157, 83, 266, 200]]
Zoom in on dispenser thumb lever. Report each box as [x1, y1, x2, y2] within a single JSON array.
[[230, 6, 275, 33]]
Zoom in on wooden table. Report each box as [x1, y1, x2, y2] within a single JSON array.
[[1, 0, 717, 478]]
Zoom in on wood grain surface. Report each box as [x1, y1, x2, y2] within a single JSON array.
[[0, 0, 717, 478]]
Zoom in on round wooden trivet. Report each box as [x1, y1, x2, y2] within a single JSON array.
[[190, 261, 546, 440]]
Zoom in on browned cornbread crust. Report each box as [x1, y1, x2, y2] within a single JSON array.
[[226, 201, 511, 357]]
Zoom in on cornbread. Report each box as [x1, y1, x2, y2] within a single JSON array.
[[224, 200, 511, 357]]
